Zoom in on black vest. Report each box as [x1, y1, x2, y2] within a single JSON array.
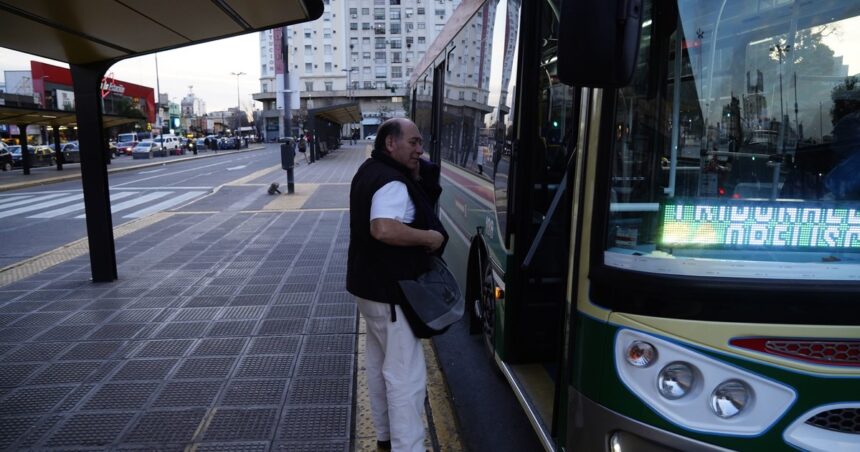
[[347, 152, 446, 305]]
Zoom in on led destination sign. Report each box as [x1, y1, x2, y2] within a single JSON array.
[[661, 203, 860, 249]]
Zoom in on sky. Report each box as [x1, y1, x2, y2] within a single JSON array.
[[0, 33, 262, 113]]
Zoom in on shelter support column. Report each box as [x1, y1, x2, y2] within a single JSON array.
[[71, 62, 117, 282], [17, 124, 31, 175], [54, 126, 63, 171]]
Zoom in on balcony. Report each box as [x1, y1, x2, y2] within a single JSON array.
[[252, 91, 277, 101]]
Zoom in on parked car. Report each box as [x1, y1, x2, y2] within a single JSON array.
[[10, 145, 55, 168], [55, 142, 81, 163], [156, 135, 183, 155], [118, 141, 138, 156], [131, 140, 162, 159], [194, 138, 208, 152], [0, 143, 12, 171], [366, 134, 377, 141]]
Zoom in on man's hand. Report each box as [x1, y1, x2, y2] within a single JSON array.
[[425, 230, 444, 253]]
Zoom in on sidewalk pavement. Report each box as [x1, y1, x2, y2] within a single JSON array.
[[0, 142, 462, 451]]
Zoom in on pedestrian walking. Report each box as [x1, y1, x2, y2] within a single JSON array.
[[297, 136, 309, 164], [347, 118, 447, 452]]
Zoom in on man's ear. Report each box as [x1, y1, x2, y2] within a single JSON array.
[[384, 135, 394, 152]]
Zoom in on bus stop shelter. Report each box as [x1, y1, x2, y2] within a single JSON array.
[[306, 102, 361, 162], [0, 0, 323, 282], [0, 104, 141, 174]]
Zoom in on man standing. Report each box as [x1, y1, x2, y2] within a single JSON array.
[[347, 118, 447, 451]]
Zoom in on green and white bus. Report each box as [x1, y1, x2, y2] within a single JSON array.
[[409, 0, 860, 450]]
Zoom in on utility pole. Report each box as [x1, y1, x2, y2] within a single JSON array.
[[231, 71, 246, 137]]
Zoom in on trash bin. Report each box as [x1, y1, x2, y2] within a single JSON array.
[[280, 139, 295, 170]]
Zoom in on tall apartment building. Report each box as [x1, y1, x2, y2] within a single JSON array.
[[254, 0, 461, 140]]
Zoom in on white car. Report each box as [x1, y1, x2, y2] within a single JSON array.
[[366, 134, 377, 141]]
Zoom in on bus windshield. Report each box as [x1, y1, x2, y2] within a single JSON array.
[[605, 0, 860, 281]]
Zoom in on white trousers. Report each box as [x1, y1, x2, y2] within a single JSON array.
[[357, 297, 426, 452]]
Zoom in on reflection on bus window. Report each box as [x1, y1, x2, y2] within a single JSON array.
[[605, 0, 860, 280]]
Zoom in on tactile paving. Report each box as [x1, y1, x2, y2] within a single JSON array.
[[134, 340, 195, 358], [61, 310, 116, 324], [123, 408, 207, 444], [236, 355, 294, 378], [0, 416, 40, 450], [10, 311, 69, 327], [0, 326, 44, 341], [312, 304, 356, 318], [47, 412, 135, 447], [279, 283, 319, 293], [207, 320, 257, 337], [173, 357, 237, 379], [277, 406, 350, 441], [230, 295, 272, 306], [4, 342, 69, 362], [248, 276, 283, 285], [192, 338, 248, 356], [109, 309, 162, 323], [56, 384, 95, 411], [258, 319, 307, 336], [28, 361, 102, 385], [0, 386, 73, 415], [60, 342, 122, 360], [271, 292, 316, 305], [111, 359, 178, 381], [154, 322, 210, 339], [287, 377, 351, 405], [248, 336, 301, 355], [172, 308, 221, 321], [240, 285, 279, 296], [83, 382, 159, 410], [272, 441, 349, 452], [185, 296, 232, 308], [222, 379, 288, 406], [317, 292, 353, 304], [0, 363, 40, 387], [152, 380, 223, 407], [220, 306, 265, 320], [295, 354, 353, 377], [201, 407, 277, 441], [194, 442, 269, 452], [87, 298, 134, 310], [302, 335, 355, 355], [267, 305, 311, 319], [89, 323, 146, 340], [35, 324, 92, 341], [306, 318, 355, 335]]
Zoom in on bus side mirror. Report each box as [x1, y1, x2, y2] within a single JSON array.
[[557, 0, 643, 88]]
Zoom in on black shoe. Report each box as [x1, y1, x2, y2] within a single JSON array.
[[376, 439, 391, 450]]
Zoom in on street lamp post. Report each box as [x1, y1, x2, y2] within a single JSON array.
[[342, 68, 357, 141], [231, 71, 246, 147]]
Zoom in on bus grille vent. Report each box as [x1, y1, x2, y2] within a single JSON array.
[[805, 408, 860, 434], [765, 340, 860, 365]]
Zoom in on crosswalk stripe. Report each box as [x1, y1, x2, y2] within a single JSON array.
[[74, 191, 171, 219], [123, 191, 206, 218], [27, 191, 138, 218], [0, 194, 83, 219], [0, 193, 68, 210]]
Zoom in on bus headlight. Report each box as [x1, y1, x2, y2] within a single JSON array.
[[710, 380, 751, 418], [657, 362, 695, 399], [625, 341, 657, 367]]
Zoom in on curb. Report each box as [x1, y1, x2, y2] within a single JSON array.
[[0, 145, 266, 192]]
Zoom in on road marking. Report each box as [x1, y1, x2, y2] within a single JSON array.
[[226, 165, 247, 171], [75, 191, 170, 218], [28, 191, 137, 218], [138, 168, 166, 174], [113, 159, 244, 187], [123, 191, 205, 218], [0, 193, 83, 219], [0, 192, 67, 210]]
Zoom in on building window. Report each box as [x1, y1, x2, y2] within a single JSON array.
[[305, 44, 313, 54], [406, 37, 413, 47], [375, 38, 386, 49], [363, 67, 372, 76], [361, 7, 369, 15], [374, 8, 385, 20], [323, 28, 332, 39], [350, 22, 358, 30], [417, 7, 425, 14], [363, 51, 372, 60], [374, 23, 386, 35], [417, 23, 425, 30], [305, 63, 313, 73], [390, 23, 401, 34], [304, 31, 311, 38], [417, 36, 426, 44], [325, 62, 332, 72], [406, 8, 413, 17], [435, 9, 445, 17], [392, 52, 402, 63], [389, 38, 402, 49], [306, 81, 314, 91], [392, 66, 402, 78], [364, 81, 374, 89], [375, 51, 386, 63], [405, 22, 414, 32], [325, 81, 333, 91], [362, 22, 370, 30], [390, 8, 401, 20], [323, 11, 331, 21], [349, 7, 357, 17], [375, 66, 387, 78], [390, 0, 401, 5], [324, 45, 332, 55]]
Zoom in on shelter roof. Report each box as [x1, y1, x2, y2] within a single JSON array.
[[308, 102, 361, 126], [0, 105, 141, 128]]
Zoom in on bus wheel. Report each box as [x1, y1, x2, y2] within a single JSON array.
[[478, 263, 496, 354]]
